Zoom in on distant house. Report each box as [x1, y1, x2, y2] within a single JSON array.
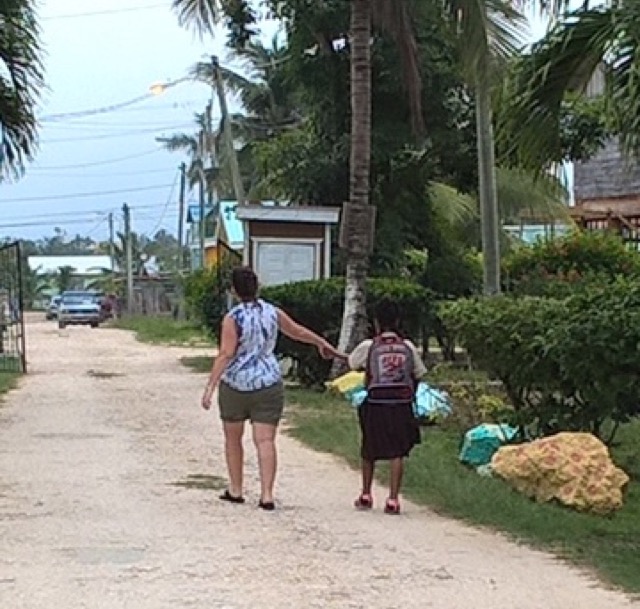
[[573, 64, 640, 219], [28, 255, 114, 275], [28, 255, 115, 290], [185, 200, 279, 270]]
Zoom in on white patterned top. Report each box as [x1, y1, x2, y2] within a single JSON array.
[[221, 299, 281, 392]]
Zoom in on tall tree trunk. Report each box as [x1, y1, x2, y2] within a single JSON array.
[[335, 0, 373, 369], [475, 60, 501, 295]]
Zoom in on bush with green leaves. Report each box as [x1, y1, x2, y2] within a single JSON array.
[[182, 262, 234, 340], [183, 272, 433, 386], [443, 279, 640, 443], [262, 278, 434, 386], [504, 230, 640, 297]]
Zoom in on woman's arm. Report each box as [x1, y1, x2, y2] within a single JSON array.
[[201, 315, 238, 410], [277, 308, 345, 360]]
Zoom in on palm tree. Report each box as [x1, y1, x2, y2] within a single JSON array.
[[498, 3, 637, 169], [193, 36, 301, 140], [171, 0, 424, 361], [0, 0, 44, 180], [444, 1, 531, 296], [53, 266, 75, 294], [191, 37, 301, 198]]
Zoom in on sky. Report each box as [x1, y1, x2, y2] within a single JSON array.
[[0, 1, 553, 244]]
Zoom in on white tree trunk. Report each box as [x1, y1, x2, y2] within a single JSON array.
[[332, 0, 373, 375], [475, 63, 501, 295]]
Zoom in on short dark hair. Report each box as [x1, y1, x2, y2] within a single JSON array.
[[231, 266, 258, 301], [375, 298, 400, 332]]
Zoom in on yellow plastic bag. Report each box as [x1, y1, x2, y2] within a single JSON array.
[[326, 371, 365, 395]]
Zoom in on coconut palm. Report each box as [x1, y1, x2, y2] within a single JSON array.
[[190, 37, 301, 198], [192, 36, 301, 141], [0, 0, 44, 180], [500, 2, 638, 169], [53, 266, 75, 294], [171, 0, 424, 357], [444, 0, 527, 294]]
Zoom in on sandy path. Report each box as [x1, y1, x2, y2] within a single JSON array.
[[0, 319, 636, 609]]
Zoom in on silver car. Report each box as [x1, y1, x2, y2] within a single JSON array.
[[46, 296, 62, 320], [58, 291, 102, 329]]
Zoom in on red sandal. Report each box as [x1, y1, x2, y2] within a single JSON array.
[[354, 493, 373, 510], [384, 498, 401, 515]]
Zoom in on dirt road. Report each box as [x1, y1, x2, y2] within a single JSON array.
[[0, 319, 636, 609]]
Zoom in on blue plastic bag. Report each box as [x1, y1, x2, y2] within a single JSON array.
[[459, 423, 518, 467], [345, 381, 452, 421]]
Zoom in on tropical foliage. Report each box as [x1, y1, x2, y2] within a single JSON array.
[[0, 0, 44, 179]]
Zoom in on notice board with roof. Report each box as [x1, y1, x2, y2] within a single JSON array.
[[234, 205, 340, 286]]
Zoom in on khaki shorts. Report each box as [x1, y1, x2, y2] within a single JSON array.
[[218, 381, 285, 426]]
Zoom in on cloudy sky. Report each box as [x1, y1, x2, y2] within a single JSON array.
[[0, 1, 550, 243]]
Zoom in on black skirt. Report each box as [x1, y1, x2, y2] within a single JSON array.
[[358, 401, 421, 462]]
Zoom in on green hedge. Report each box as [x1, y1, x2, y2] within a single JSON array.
[[185, 272, 434, 386], [182, 262, 233, 341], [262, 278, 434, 386], [443, 278, 640, 443], [504, 230, 640, 297]]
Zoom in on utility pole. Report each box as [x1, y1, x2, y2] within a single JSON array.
[[198, 123, 207, 269], [211, 55, 245, 205], [108, 212, 115, 271], [123, 203, 133, 314], [177, 162, 186, 271]]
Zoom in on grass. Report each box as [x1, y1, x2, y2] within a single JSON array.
[[178, 355, 640, 593], [285, 388, 640, 594], [0, 372, 19, 398], [112, 316, 213, 346], [180, 355, 212, 373]]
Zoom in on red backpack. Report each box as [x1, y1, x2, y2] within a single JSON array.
[[365, 334, 415, 405]]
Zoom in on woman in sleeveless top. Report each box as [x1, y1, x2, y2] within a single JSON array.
[[201, 266, 344, 510]]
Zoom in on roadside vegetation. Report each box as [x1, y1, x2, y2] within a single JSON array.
[[112, 316, 212, 347]]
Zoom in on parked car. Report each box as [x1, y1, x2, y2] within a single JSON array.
[[58, 291, 102, 329], [46, 296, 62, 321]]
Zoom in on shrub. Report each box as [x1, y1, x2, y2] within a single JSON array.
[[182, 261, 234, 340], [504, 230, 640, 297], [184, 272, 434, 386], [262, 277, 434, 386], [442, 281, 640, 443]]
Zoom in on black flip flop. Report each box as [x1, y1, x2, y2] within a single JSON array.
[[258, 500, 275, 511], [219, 490, 245, 504]]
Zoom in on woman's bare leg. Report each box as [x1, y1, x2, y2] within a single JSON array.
[[253, 422, 278, 503], [223, 421, 245, 497]]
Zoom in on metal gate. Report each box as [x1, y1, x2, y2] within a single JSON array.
[[0, 242, 26, 373]]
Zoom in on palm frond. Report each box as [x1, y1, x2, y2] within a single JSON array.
[[446, 0, 527, 79], [430, 182, 478, 226], [497, 7, 615, 169], [496, 166, 570, 222], [171, 0, 220, 36], [0, 0, 45, 180], [371, 0, 424, 136], [155, 133, 198, 154]]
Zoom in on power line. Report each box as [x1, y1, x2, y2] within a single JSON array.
[[31, 149, 162, 170], [28, 167, 176, 178], [43, 123, 196, 144], [41, 94, 160, 122], [42, 3, 166, 20], [0, 184, 175, 204], [0, 201, 191, 225], [144, 171, 180, 237]]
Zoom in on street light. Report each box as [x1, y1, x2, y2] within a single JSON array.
[[149, 77, 193, 96]]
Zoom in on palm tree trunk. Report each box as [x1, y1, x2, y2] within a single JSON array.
[[475, 61, 501, 295], [334, 0, 373, 369]]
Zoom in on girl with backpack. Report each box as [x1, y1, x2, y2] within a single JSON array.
[[347, 298, 427, 514]]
